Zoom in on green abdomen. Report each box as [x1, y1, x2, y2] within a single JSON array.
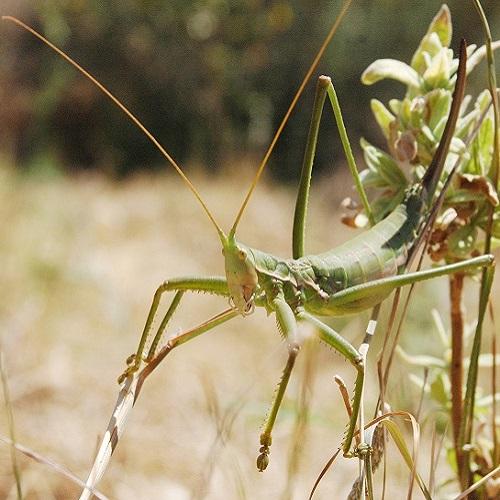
[[300, 195, 423, 315]]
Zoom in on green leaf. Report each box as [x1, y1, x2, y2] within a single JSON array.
[[466, 40, 500, 75], [395, 346, 447, 369], [382, 419, 433, 500], [359, 168, 387, 189], [426, 4, 452, 47], [422, 48, 452, 89], [456, 108, 481, 140], [476, 116, 494, 176], [411, 32, 444, 75], [370, 99, 395, 139], [432, 115, 448, 141], [463, 109, 493, 176], [420, 124, 436, 145], [388, 98, 402, 115], [430, 372, 451, 407], [478, 205, 500, 238], [427, 89, 451, 132], [448, 225, 478, 259], [361, 59, 421, 89], [407, 97, 426, 129], [399, 98, 414, 129], [360, 138, 408, 188], [446, 189, 492, 205], [476, 88, 493, 113]]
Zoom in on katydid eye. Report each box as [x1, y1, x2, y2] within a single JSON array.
[[238, 249, 247, 260]]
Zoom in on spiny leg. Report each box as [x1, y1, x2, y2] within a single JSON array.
[[257, 294, 301, 471], [296, 310, 363, 456], [118, 276, 229, 383]]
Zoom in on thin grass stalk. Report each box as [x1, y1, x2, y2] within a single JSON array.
[[0, 352, 22, 500], [0, 436, 108, 499], [429, 424, 438, 497], [460, 266, 495, 495], [308, 447, 342, 500], [453, 464, 500, 500], [449, 271, 466, 483], [457, 1, 500, 493], [365, 451, 375, 500], [473, 0, 500, 483], [490, 302, 498, 467]]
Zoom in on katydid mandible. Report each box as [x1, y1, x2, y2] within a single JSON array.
[[3, 11, 494, 475]]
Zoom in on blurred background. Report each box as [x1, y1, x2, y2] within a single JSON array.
[[0, 1, 499, 499], [1, 0, 499, 179]]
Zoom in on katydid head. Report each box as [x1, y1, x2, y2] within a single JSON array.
[[222, 235, 258, 314]]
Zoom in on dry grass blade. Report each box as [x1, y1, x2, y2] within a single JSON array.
[[453, 464, 500, 500], [490, 301, 498, 467], [0, 352, 22, 499], [79, 374, 139, 500], [190, 373, 247, 498], [429, 421, 448, 497], [282, 340, 318, 499], [0, 435, 108, 500], [310, 410, 431, 500], [308, 447, 342, 500], [334, 375, 354, 418], [380, 415, 421, 500]]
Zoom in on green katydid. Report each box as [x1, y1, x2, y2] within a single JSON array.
[[116, 38, 495, 472], [2, 4, 495, 485]]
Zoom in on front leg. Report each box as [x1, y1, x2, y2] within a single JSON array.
[[118, 276, 229, 383], [257, 293, 301, 471]]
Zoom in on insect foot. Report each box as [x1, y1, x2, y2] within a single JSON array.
[[117, 355, 140, 384], [355, 442, 372, 459], [256, 434, 272, 471]]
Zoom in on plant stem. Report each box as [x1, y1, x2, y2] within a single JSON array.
[[449, 272, 466, 488]]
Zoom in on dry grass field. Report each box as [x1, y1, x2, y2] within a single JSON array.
[[0, 163, 497, 499], [1, 2, 499, 498]]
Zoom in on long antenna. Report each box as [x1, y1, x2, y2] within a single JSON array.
[[2, 16, 226, 242], [230, 0, 353, 237]]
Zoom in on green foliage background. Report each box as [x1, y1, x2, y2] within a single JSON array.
[[1, 1, 499, 179]]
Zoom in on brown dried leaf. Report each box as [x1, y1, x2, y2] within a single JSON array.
[[457, 173, 499, 206], [395, 131, 417, 162]]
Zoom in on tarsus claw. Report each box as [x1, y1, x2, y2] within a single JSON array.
[[117, 355, 140, 384]]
